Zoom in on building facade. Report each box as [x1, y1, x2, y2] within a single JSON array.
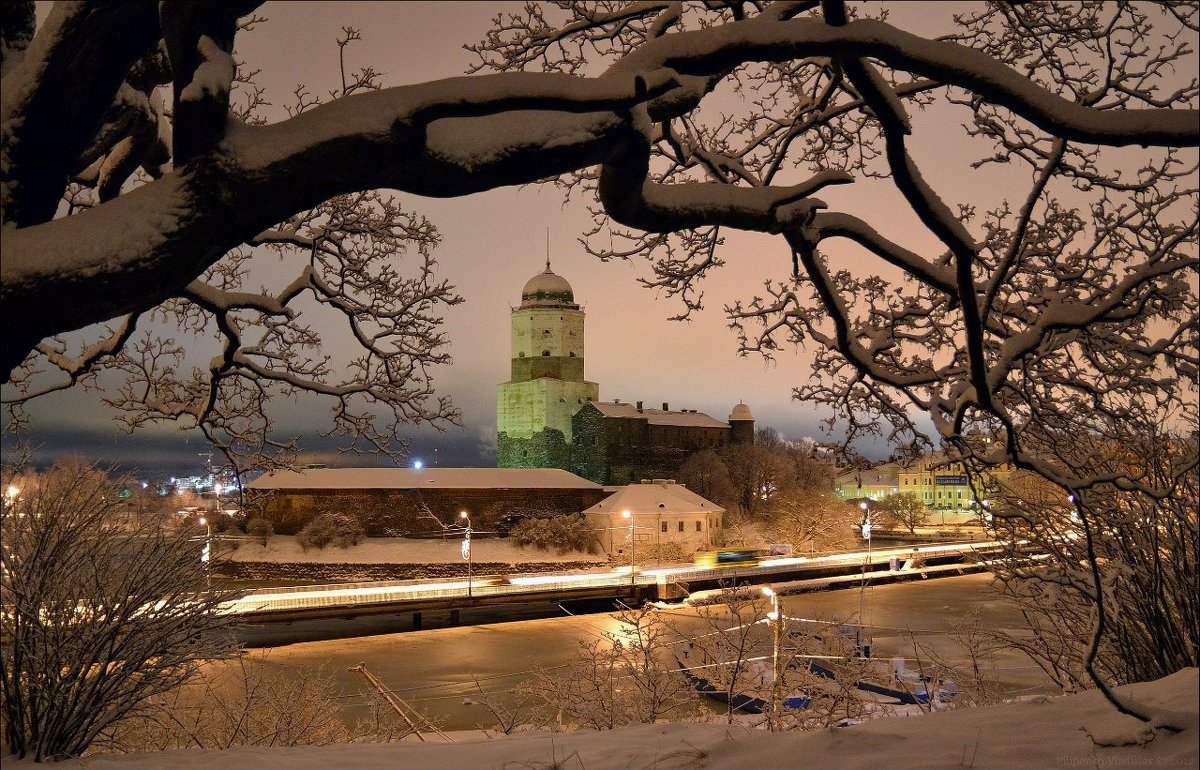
[[583, 479, 725, 558], [835, 453, 1015, 518], [834, 463, 902, 502], [497, 262, 599, 470], [896, 454, 1014, 514], [571, 400, 755, 485]]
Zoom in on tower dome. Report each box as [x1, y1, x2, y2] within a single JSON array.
[[521, 263, 575, 307], [729, 402, 754, 421]]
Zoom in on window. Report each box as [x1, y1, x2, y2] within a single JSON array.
[[695, 521, 702, 532], [677, 521, 684, 532], [661, 521, 668, 533], [542, 350, 550, 356]]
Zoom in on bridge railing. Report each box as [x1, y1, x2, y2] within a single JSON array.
[[224, 540, 1004, 616]]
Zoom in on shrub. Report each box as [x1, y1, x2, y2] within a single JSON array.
[[296, 513, 364, 550], [510, 515, 596, 555], [245, 517, 274, 546]]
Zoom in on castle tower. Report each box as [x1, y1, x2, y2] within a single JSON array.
[[497, 262, 600, 470], [728, 402, 755, 445]]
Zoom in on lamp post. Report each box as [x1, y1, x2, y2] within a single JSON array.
[[621, 509, 636, 597], [198, 515, 212, 588], [761, 585, 784, 732], [858, 501, 872, 648], [213, 480, 222, 518], [460, 511, 472, 598]]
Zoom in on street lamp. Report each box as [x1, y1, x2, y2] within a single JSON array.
[[858, 501, 872, 649], [4, 484, 18, 508], [761, 585, 784, 732], [213, 481, 222, 517], [198, 515, 212, 588], [621, 509, 636, 597], [460, 511, 472, 598]]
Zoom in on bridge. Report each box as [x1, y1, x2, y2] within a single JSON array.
[[223, 540, 1005, 626]]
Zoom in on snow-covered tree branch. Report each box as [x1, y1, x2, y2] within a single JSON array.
[[3, 2, 1196, 500]]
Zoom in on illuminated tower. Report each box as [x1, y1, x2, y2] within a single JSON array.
[[496, 262, 599, 470]]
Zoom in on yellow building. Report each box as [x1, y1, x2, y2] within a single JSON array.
[[834, 462, 901, 501], [896, 453, 1014, 516]]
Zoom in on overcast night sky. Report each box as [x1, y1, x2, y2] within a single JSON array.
[[6, 2, 998, 477]]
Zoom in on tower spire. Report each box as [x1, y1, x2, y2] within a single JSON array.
[[545, 228, 551, 272]]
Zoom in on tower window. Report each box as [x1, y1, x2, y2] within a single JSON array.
[[518, 352, 525, 357], [569, 352, 576, 357], [542, 350, 550, 356]]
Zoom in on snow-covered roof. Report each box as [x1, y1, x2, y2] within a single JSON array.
[[589, 401, 728, 429], [246, 467, 602, 491], [585, 480, 725, 516]]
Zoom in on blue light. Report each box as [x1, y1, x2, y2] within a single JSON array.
[[412, 459, 423, 470]]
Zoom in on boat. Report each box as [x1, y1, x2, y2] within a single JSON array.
[[676, 622, 957, 712]]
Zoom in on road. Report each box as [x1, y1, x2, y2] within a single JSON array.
[[232, 572, 1048, 732]]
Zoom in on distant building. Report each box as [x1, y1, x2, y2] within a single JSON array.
[[583, 479, 725, 557], [245, 467, 606, 536], [835, 453, 1015, 518], [572, 400, 755, 485], [495, 263, 755, 485], [834, 463, 901, 502], [896, 453, 1014, 514]]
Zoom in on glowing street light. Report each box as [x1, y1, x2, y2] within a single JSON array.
[[4, 484, 18, 506], [761, 585, 784, 732]]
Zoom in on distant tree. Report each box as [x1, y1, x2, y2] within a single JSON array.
[[767, 489, 859, 552], [873, 493, 930, 535], [0, 457, 242, 761], [245, 516, 274, 546], [677, 449, 736, 506]]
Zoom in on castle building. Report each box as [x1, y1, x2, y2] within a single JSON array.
[[571, 400, 754, 485], [496, 262, 599, 470], [496, 263, 754, 484]]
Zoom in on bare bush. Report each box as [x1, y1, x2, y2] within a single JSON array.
[[510, 515, 596, 555], [296, 512, 365, 550], [245, 516, 274, 546], [98, 654, 352, 753], [0, 457, 243, 761]]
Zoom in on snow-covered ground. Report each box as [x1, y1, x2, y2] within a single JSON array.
[[225, 535, 607, 565], [12, 669, 1196, 769]]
